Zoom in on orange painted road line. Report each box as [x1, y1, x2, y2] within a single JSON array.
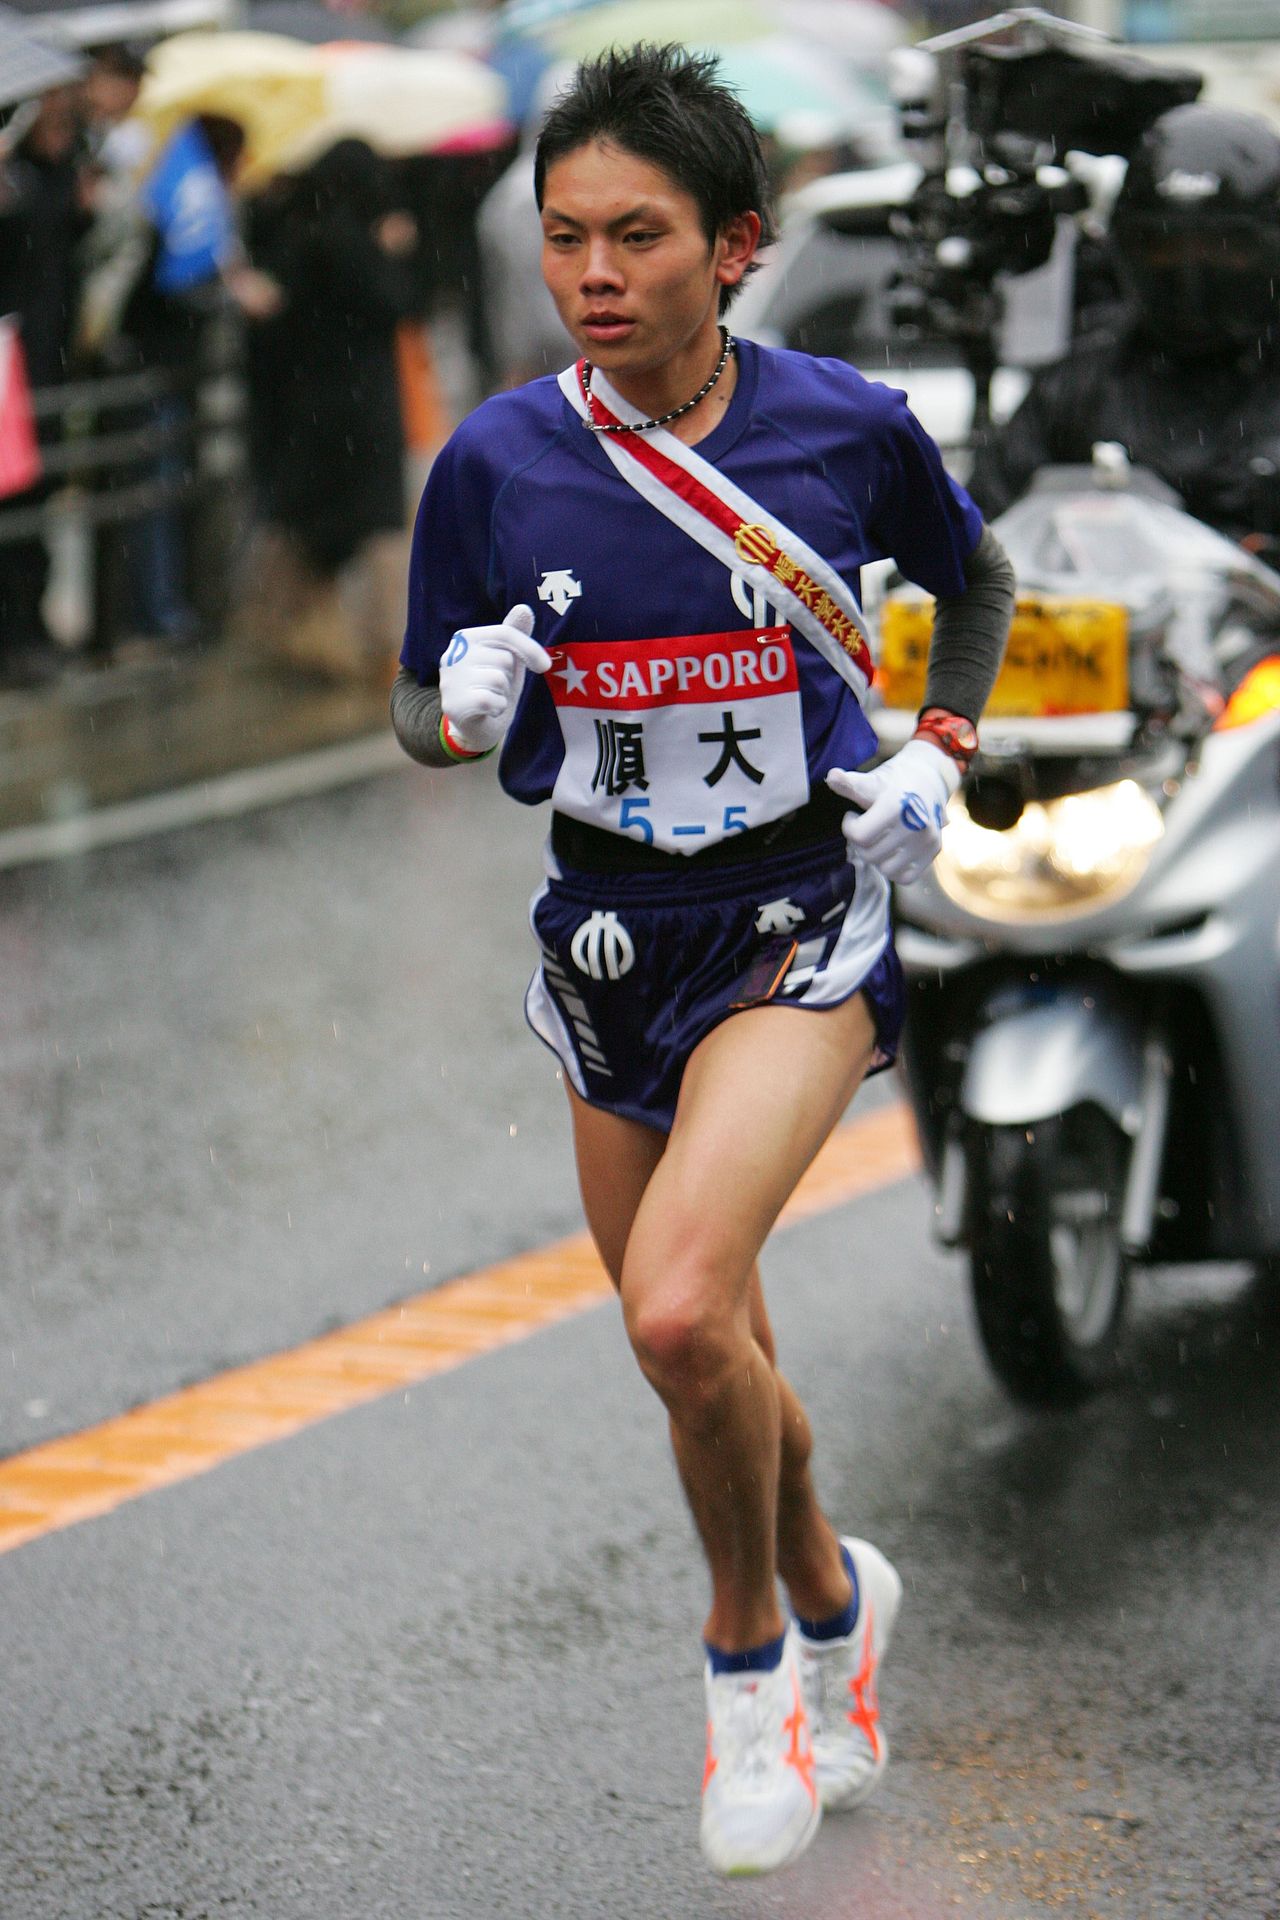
[[0, 1103, 921, 1558]]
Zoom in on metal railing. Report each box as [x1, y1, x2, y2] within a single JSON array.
[[0, 318, 248, 653]]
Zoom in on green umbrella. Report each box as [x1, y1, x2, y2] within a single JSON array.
[[712, 37, 888, 137], [537, 0, 773, 59], [504, 0, 895, 136]]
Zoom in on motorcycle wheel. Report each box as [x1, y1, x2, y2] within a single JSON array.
[[968, 1110, 1129, 1408]]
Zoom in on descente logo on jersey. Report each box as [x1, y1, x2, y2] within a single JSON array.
[[547, 628, 799, 711]]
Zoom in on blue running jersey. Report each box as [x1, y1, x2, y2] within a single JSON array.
[[402, 339, 983, 851]]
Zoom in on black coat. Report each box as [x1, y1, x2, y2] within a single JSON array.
[[968, 324, 1280, 543], [251, 143, 423, 574], [2, 146, 89, 390]]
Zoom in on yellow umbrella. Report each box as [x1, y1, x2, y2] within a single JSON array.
[[136, 31, 510, 188], [137, 32, 330, 190]]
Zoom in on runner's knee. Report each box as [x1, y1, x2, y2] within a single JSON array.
[[621, 1272, 745, 1410]]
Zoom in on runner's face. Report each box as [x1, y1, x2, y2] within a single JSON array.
[[540, 140, 758, 392]]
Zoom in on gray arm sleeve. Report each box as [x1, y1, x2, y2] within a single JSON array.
[[390, 668, 455, 768], [921, 525, 1016, 725]]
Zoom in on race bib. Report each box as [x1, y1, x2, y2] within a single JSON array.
[[547, 628, 809, 853]]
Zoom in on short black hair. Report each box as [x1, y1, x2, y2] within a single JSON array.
[[534, 44, 777, 310]]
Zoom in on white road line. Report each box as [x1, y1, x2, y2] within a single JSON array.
[[0, 733, 407, 872]]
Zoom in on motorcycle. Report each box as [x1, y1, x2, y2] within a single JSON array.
[[875, 449, 1280, 1406]]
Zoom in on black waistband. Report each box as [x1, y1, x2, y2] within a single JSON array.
[[550, 787, 849, 875]]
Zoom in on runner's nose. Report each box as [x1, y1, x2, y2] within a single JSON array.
[[580, 238, 625, 294]]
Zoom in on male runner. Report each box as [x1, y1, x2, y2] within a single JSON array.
[[392, 44, 1013, 1876]]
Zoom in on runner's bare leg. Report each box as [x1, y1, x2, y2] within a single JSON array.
[[568, 992, 874, 1648], [570, 1094, 845, 1615], [746, 1267, 853, 1624]]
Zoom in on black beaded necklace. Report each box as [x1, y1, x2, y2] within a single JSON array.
[[580, 328, 735, 434]]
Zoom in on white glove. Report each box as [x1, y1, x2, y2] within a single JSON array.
[[826, 738, 960, 885], [438, 604, 552, 754]]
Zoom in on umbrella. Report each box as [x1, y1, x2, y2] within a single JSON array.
[[713, 36, 894, 144], [503, 0, 895, 140], [292, 45, 511, 167], [497, 0, 903, 139], [137, 32, 328, 188], [135, 31, 510, 188], [246, 0, 393, 43], [776, 0, 904, 65], [0, 4, 85, 113], [1, 0, 233, 49], [514, 0, 771, 53], [406, 7, 556, 126], [500, 0, 903, 59]]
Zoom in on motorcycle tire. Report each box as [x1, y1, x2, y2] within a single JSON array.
[[968, 1110, 1129, 1409]]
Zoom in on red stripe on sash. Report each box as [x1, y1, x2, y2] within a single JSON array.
[[581, 367, 745, 540], [578, 364, 873, 685]]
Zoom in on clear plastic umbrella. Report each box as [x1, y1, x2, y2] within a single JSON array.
[[0, 4, 85, 113]]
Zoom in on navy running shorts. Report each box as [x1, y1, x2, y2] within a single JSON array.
[[524, 832, 905, 1133]]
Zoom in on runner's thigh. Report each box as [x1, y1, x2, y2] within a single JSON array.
[[568, 1086, 666, 1288], [627, 995, 877, 1289]]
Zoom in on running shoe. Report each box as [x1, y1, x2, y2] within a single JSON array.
[[699, 1629, 822, 1875], [796, 1536, 903, 1812]]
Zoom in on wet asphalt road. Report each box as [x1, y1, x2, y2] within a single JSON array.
[[1, 760, 1278, 1920]]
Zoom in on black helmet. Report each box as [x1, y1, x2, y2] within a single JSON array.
[[1111, 104, 1280, 357]]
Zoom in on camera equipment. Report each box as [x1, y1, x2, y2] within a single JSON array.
[[887, 9, 1201, 428]]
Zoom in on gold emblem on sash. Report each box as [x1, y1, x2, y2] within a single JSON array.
[[733, 523, 778, 568], [732, 523, 866, 668]]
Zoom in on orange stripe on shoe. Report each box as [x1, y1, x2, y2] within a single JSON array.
[[0, 1104, 921, 1556]]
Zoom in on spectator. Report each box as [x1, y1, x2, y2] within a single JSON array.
[[239, 139, 422, 678], [81, 41, 148, 184], [109, 112, 245, 646], [0, 86, 91, 687], [405, 144, 512, 402]]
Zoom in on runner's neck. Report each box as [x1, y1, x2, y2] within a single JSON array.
[[599, 334, 740, 448], [667, 350, 740, 447], [591, 330, 740, 449]]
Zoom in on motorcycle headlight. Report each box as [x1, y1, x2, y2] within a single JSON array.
[[934, 779, 1165, 921]]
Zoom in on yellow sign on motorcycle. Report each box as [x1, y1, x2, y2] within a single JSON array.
[[877, 594, 1130, 716]]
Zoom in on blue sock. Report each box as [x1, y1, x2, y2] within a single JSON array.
[[795, 1543, 860, 1641], [705, 1628, 788, 1677]]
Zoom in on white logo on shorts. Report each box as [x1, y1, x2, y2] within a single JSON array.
[[570, 910, 635, 981], [755, 897, 806, 935]]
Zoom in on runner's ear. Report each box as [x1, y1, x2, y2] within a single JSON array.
[[715, 210, 762, 293]]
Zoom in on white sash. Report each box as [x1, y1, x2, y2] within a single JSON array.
[[557, 360, 873, 700]]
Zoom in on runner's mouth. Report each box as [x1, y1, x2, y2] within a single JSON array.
[[580, 315, 635, 342]]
